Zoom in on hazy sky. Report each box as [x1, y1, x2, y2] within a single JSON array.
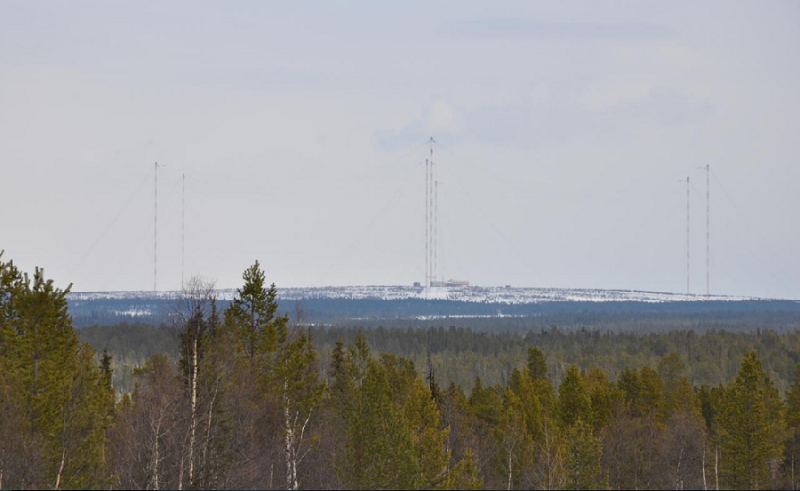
[[1, 2, 798, 298]]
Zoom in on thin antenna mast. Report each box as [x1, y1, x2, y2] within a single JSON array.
[[154, 162, 158, 292], [181, 173, 185, 291], [425, 159, 429, 294], [434, 179, 439, 284], [429, 157, 433, 289], [429, 137, 435, 289], [686, 176, 690, 295], [706, 165, 710, 296]]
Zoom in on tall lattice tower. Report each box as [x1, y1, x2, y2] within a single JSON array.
[[181, 172, 186, 291], [425, 158, 429, 292], [705, 164, 710, 296], [685, 176, 690, 295], [154, 162, 159, 292], [434, 179, 439, 285]]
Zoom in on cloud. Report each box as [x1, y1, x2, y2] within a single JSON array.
[[449, 17, 673, 42], [604, 88, 714, 126], [374, 86, 711, 154], [373, 99, 462, 151]]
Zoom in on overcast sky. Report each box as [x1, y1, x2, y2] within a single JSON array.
[[1, 2, 798, 298]]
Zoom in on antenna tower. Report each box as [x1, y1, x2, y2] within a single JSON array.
[[705, 164, 710, 296], [181, 173, 185, 291], [154, 162, 158, 292], [429, 137, 435, 291], [434, 179, 439, 284], [425, 159, 429, 294], [685, 176, 690, 295]]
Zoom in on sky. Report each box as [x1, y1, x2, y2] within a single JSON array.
[[1, 2, 798, 298]]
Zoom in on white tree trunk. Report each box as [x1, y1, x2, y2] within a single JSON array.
[[284, 391, 298, 490], [188, 336, 198, 486], [202, 384, 218, 484], [177, 453, 184, 491], [507, 443, 513, 491], [151, 416, 162, 491], [53, 450, 66, 490], [702, 445, 707, 491]]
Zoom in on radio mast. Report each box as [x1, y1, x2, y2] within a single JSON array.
[[154, 162, 159, 292], [685, 176, 690, 295]]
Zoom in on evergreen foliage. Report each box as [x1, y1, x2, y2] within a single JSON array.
[[5, 252, 800, 489]]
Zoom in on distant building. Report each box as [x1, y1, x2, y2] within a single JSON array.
[[413, 282, 421, 287], [430, 279, 470, 287]]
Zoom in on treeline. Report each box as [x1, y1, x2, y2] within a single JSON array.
[[79, 323, 178, 393], [4, 253, 800, 489], [82, 321, 800, 395]]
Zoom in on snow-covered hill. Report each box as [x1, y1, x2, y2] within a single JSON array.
[[67, 285, 761, 304]]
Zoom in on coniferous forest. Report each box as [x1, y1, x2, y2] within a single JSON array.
[[4, 253, 800, 490]]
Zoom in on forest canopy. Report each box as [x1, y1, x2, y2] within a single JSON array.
[[3, 253, 800, 490]]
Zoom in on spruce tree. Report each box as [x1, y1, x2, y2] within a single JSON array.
[[784, 363, 800, 489], [564, 419, 606, 490], [0, 255, 110, 488], [446, 448, 483, 490], [527, 346, 548, 381], [404, 376, 450, 489], [719, 351, 785, 489], [558, 365, 592, 428]]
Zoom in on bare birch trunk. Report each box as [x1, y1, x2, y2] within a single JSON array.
[[714, 446, 719, 491], [202, 384, 218, 485], [702, 445, 707, 491], [189, 336, 198, 486], [507, 448, 513, 491], [151, 417, 162, 491], [284, 385, 298, 490], [53, 450, 66, 490], [178, 453, 184, 491]]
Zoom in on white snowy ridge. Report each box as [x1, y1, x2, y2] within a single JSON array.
[[67, 285, 762, 304]]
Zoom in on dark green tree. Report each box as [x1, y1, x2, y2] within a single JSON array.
[[718, 351, 785, 489], [564, 419, 606, 490], [558, 365, 592, 428]]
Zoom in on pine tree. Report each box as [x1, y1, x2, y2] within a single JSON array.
[[584, 365, 616, 431], [404, 376, 449, 489], [719, 351, 785, 489], [0, 255, 111, 489], [558, 365, 592, 428], [784, 363, 800, 489], [272, 329, 325, 490], [332, 337, 419, 489], [446, 448, 483, 490], [495, 388, 534, 490], [527, 346, 548, 381], [347, 359, 419, 489], [469, 376, 503, 426], [224, 261, 287, 365], [564, 419, 606, 490]]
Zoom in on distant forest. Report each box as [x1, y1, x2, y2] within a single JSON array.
[[81, 321, 800, 396], [67, 294, 800, 331], [5, 252, 800, 489]]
